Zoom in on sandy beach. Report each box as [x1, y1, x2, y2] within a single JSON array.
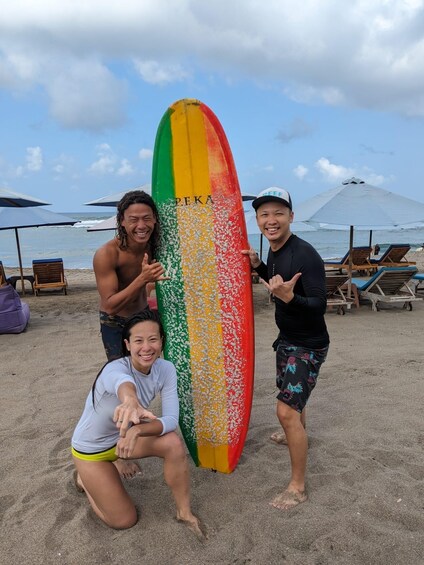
[[1, 253, 423, 564]]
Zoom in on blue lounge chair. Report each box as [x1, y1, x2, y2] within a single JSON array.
[[369, 244, 415, 267], [324, 246, 373, 274], [351, 266, 421, 311], [412, 272, 424, 296]]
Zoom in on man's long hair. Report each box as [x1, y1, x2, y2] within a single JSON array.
[[116, 190, 160, 255]]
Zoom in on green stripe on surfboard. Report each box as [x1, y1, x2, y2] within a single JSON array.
[[152, 109, 199, 466]]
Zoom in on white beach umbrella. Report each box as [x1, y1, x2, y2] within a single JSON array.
[[295, 177, 424, 229], [85, 184, 152, 207], [87, 215, 117, 232], [0, 187, 50, 208], [295, 177, 424, 294]]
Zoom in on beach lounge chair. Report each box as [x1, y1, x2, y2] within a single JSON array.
[[0, 260, 35, 293], [369, 244, 415, 267], [412, 273, 424, 297], [325, 274, 351, 314], [324, 246, 373, 274], [351, 266, 421, 311], [0, 282, 30, 334], [32, 258, 67, 296]]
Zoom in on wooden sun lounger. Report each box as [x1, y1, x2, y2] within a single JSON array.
[[351, 266, 421, 311], [325, 274, 350, 314], [324, 246, 374, 275], [369, 244, 416, 268], [32, 258, 67, 296]]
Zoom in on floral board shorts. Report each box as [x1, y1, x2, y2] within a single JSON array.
[[273, 337, 329, 413]]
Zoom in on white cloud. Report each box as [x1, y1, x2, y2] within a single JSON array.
[[117, 159, 134, 176], [363, 172, 389, 186], [277, 118, 315, 144], [89, 144, 116, 174], [1, 1, 424, 118], [293, 165, 308, 180], [98, 143, 112, 152], [89, 145, 135, 176], [51, 154, 76, 178], [315, 158, 389, 186], [26, 146, 43, 171], [133, 60, 190, 85], [0, 146, 43, 178], [47, 59, 127, 131], [138, 148, 153, 160], [0, 51, 40, 89], [361, 168, 395, 186], [315, 158, 355, 182]]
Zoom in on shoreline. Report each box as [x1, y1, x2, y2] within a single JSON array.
[[3, 250, 424, 280]]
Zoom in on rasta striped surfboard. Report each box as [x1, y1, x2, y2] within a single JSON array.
[[152, 98, 254, 474]]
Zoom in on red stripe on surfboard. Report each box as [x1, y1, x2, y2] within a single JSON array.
[[200, 102, 255, 471]]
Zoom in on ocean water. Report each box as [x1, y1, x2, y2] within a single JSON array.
[[1, 211, 424, 269]]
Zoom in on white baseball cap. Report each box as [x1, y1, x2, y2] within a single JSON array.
[[252, 187, 292, 211]]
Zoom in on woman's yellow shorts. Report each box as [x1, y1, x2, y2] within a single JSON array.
[[71, 445, 118, 462]]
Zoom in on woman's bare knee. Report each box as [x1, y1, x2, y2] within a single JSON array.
[[159, 432, 186, 458], [106, 509, 138, 530]]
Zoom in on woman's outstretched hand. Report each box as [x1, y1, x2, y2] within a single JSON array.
[[113, 399, 156, 437]]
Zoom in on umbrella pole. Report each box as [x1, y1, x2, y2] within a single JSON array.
[[260, 234, 263, 261], [14, 228, 25, 296], [347, 226, 353, 302], [369, 229, 373, 249]]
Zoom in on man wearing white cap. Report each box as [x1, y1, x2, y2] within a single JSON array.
[[243, 187, 329, 510]]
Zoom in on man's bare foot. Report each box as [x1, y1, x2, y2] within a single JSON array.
[[73, 470, 85, 494], [270, 489, 307, 510], [176, 514, 208, 541], [270, 431, 288, 445], [113, 459, 141, 479]]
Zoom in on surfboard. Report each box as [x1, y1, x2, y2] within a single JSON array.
[[152, 98, 254, 474]]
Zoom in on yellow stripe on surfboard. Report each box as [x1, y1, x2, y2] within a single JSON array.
[[170, 100, 229, 470]]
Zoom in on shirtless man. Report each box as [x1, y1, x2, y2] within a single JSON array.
[[94, 189, 167, 363], [93, 190, 168, 479]]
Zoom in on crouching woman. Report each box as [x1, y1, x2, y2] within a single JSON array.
[[71, 309, 205, 538]]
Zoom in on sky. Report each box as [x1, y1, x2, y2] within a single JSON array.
[[1, 0, 424, 213]]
